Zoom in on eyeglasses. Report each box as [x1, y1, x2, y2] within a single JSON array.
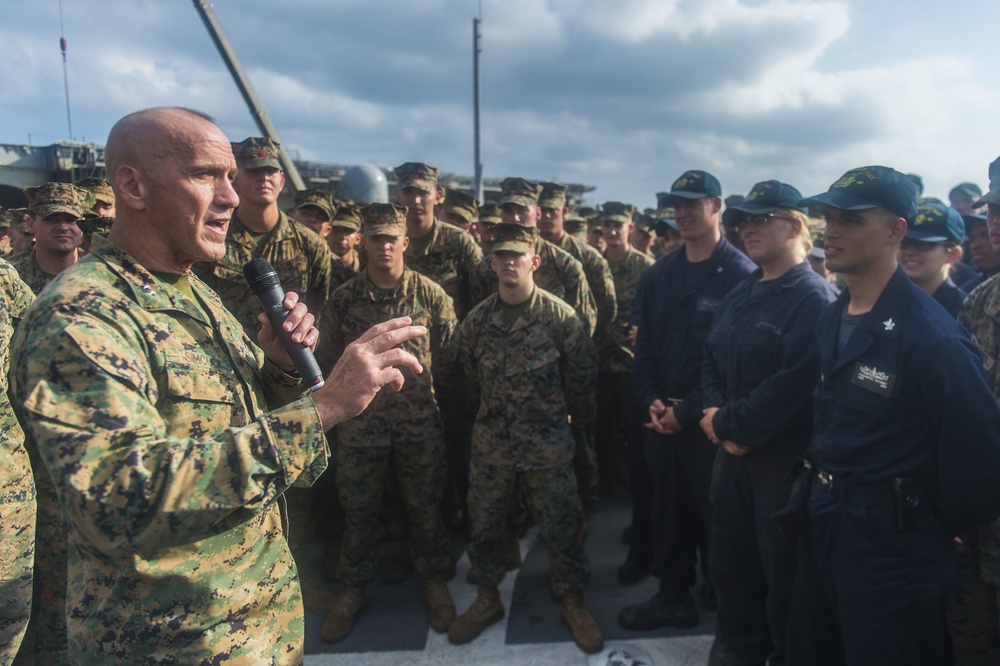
[[899, 238, 945, 252], [737, 213, 796, 231]]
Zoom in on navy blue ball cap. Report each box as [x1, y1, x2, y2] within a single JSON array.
[[723, 180, 804, 227], [798, 166, 918, 223], [906, 201, 965, 244], [961, 212, 987, 230], [662, 170, 722, 203]]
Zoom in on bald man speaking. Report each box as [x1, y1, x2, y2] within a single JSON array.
[[10, 107, 426, 665]]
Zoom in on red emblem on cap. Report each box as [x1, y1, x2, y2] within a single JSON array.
[[258, 150, 267, 158]]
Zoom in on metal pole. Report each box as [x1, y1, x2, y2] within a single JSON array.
[[473, 17, 483, 202], [192, 0, 306, 192], [59, 0, 73, 140]]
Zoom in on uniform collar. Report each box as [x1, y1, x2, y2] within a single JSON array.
[[228, 209, 293, 251], [487, 286, 543, 333], [87, 235, 212, 323], [358, 268, 413, 301]]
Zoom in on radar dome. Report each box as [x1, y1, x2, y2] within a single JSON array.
[[340, 164, 389, 204]]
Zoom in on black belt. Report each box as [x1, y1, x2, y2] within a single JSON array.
[[813, 466, 893, 504]]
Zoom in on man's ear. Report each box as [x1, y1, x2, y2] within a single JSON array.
[[114, 165, 146, 212]]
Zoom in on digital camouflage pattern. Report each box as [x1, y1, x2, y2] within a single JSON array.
[[600, 247, 655, 373], [460, 287, 595, 594], [0, 260, 35, 663], [471, 238, 597, 336], [10, 250, 56, 296], [194, 210, 335, 344], [10, 235, 328, 665], [319, 268, 457, 585], [329, 254, 361, 297], [552, 232, 617, 344], [404, 219, 483, 321], [956, 275, 1000, 661], [467, 461, 589, 595], [459, 287, 597, 470]]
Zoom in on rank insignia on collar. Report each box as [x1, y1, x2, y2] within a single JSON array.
[[883, 317, 895, 331]]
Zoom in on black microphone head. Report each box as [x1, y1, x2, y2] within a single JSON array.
[[243, 258, 280, 294]]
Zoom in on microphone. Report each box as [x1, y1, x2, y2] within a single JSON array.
[[243, 258, 325, 391]]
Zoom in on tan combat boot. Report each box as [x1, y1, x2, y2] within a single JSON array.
[[300, 580, 337, 615], [447, 585, 504, 645], [561, 589, 603, 654], [423, 576, 457, 632], [321, 584, 366, 643]]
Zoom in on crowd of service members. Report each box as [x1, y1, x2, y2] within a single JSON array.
[[3, 113, 1000, 665]]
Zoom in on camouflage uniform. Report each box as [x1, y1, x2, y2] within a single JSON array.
[[404, 219, 483, 321], [459, 284, 597, 595], [318, 266, 457, 585], [597, 246, 655, 487], [956, 271, 1000, 662], [471, 238, 597, 336], [10, 235, 328, 665], [10, 250, 55, 296], [0, 261, 35, 663], [553, 233, 616, 342], [194, 210, 334, 344]]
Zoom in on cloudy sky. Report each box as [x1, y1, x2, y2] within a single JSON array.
[[1, 0, 996, 207]]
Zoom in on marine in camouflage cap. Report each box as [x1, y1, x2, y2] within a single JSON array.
[[75, 177, 116, 217], [288, 188, 337, 240], [6, 208, 34, 257], [331, 204, 363, 231], [499, 177, 542, 208], [441, 189, 479, 231], [361, 202, 408, 237], [472, 204, 502, 254], [600, 202, 635, 225], [538, 182, 568, 210], [563, 215, 588, 241], [232, 137, 282, 170], [395, 162, 439, 193], [477, 203, 502, 226]]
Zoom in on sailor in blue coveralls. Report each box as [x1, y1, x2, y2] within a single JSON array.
[[622, 170, 756, 631], [701, 181, 837, 666], [786, 166, 1000, 665]]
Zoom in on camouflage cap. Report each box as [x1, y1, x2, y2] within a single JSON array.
[[0, 208, 8, 229], [361, 202, 408, 237], [233, 137, 282, 170], [477, 203, 502, 226], [8, 208, 32, 233], [394, 162, 438, 192], [76, 177, 115, 206], [492, 222, 539, 253], [538, 182, 568, 209], [600, 201, 635, 224], [292, 188, 336, 220], [25, 182, 87, 219], [444, 189, 479, 222], [577, 206, 597, 219], [499, 177, 541, 207], [331, 204, 362, 231], [633, 211, 657, 234], [563, 215, 588, 240]]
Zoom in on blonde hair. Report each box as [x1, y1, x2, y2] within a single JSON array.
[[778, 208, 812, 260]]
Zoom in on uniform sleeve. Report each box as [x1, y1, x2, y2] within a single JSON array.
[[308, 240, 336, 316], [632, 269, 660, 413], [460, 236, 484, 319], [560, 311, 598, 427], [920, 331, 1000, 533], [12, 311, 327, 557], [430, 289, 461, 401], [458, 314, 481, 405], [563, 258, 597, 337], [316, 285, 349, 375], [711, 294, 828, 447], [584, 253, 618, 347]]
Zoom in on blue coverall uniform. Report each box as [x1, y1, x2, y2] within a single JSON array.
[[787, 266, 1000, 665]]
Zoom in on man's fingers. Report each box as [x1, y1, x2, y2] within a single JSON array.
[[354, 316, 414, 345], [376, 348, 424, 377]]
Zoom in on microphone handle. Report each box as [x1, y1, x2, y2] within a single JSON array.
[[257, 283, 325, 391]]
